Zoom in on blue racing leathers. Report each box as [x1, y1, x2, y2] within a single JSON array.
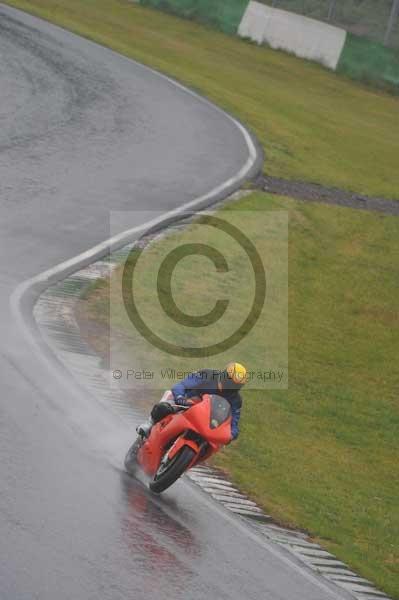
[[171, 369, 242, 440]]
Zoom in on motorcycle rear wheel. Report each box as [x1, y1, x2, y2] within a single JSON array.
[[149, 446, 196, 494]]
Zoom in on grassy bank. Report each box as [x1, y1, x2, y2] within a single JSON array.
[[80, 193, 399, 598], [4, 0, 399, 198]]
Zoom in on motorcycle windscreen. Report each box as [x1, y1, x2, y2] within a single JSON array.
[[209, 395, 232, 429]]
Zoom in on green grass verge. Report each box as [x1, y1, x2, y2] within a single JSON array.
[[81, 193, 399, 598], [4, 0, 399, 198]]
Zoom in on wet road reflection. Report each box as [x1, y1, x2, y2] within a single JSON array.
[[119, 474, 200, 598]]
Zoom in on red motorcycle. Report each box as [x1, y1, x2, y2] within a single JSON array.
[[124, 394, 232, 493]]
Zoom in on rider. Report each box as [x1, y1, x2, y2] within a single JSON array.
[[136, 362, 247, 442]]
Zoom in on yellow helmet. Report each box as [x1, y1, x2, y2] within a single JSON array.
[[226, 362, 248, 385]]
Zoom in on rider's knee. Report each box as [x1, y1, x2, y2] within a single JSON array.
[[160, 390, 173, 404]]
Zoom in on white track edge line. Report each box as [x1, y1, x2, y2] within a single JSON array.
[[10, 105, 257, 340]]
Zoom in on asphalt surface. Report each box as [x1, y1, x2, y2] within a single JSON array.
[[0, 6, 352, 600]]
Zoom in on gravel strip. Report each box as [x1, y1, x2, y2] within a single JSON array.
[[255, 174, 399, 215]]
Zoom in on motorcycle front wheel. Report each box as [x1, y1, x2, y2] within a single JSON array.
[[124, 437, 143, 475], [149, 446, 196, 494]]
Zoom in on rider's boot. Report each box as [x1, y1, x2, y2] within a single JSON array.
[[136, 419, 153, 438]]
